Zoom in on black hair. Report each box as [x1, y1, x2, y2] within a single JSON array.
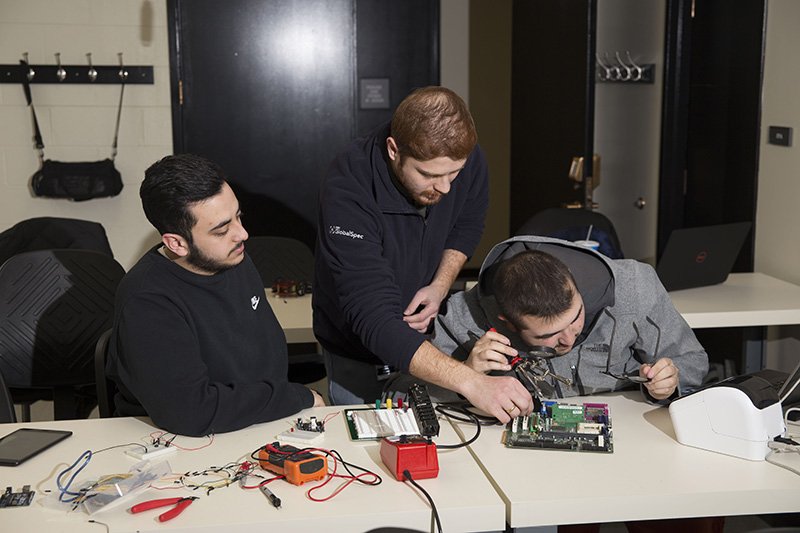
[[140, 154, 227, 241], [494, 249, 576, 330]]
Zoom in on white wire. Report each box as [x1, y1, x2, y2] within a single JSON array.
[[785, 407, 800, 439], [765, 437, 800, 476], [765, 451, 800, 476]]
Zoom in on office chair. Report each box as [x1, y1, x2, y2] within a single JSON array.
[[0, 367, 16, 423], [0, 217, 114, 267], [94, 329, 115, 418], [246, 236, 314, 288], [0, 249, 125, 420], [515, 207, 624, 259], [245, 236, 325, 385]]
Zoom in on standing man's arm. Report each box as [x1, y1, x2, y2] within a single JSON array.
[[403, 249, 467, 332], [409, 341, 533, 423]]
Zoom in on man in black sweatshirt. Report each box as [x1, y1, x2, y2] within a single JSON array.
[[107, 154, 323, 436], [314, 86, 531, 422]]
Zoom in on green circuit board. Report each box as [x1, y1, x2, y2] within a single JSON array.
[[503, 401, 613, 453]]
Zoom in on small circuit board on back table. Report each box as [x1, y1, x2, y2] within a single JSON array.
[[503, 401, 613, 453]]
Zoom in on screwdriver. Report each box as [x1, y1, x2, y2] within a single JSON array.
[[259, 484, 281, 509]]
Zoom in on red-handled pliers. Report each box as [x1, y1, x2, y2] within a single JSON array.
[[130, 496, 198, 522]]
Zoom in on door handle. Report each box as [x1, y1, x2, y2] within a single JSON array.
[[635, 197, 646, 209]]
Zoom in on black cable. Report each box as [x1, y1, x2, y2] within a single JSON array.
[[322, 449, 382, 486], [434, 405, 482, 449], [402, 469, 443, 533], [436, 401, 502, 425]]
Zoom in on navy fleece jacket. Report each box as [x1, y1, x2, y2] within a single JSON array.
[[313, 122, 489, 371]]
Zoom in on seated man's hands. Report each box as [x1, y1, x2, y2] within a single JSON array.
[[639, 357, 679, 400], [466, 330, 518, 374], [403, 283, 449, 333]]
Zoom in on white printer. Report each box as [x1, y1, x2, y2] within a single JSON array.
[[669, 374, 786, 461]]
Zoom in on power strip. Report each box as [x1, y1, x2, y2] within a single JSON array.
[[125, 446, 177, 461]]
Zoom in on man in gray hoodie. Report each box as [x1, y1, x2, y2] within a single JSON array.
[[433, 236, 709, 403]]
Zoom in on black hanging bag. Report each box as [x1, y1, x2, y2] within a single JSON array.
[[21, 59, 124, 201]]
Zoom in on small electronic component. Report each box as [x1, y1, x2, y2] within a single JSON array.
[[345, 383, 440, 440], [258, 442, 328, 485], [503, 401, 613, 453], [0, 486, 34, 508], [294, 416, 324, 433], [407, 383, 440, 437]]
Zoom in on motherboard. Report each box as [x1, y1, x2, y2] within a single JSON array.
[[503, 401, 613, 453]]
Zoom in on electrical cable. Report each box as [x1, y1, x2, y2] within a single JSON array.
[[93, 442, 147, 455], [765, 438, 800, 476], [434, 404, 482, 449], [402, 469, 443, 533], [435, 401, 503, 426], [56, 450, 93, 502]]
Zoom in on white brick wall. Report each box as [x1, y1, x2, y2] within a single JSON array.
[[0, 0, 172, 269]]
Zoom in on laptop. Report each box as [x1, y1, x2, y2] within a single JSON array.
[[778, 360, 800, 408], [656, 222, 752, 291]]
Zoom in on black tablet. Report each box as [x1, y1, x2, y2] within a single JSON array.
[[0, 428, 72, 466]]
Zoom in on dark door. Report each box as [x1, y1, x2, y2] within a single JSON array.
[[167, 0, 439, 249], [509, 0, 597, 234], [659, 0, 764, 270], [660, 0, 766, 375]]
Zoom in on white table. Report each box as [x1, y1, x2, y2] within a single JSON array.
[[265, 292, 315, 344], [670, 273, 800, 373], [670, 273, 800, 329], [446, 391, 800, 529], [0, 406, 505, 533]]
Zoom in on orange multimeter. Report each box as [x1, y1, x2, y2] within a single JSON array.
[[257, 442, 328, 485]]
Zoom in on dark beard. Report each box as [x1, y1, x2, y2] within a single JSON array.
[[185, 240, 235, 275]]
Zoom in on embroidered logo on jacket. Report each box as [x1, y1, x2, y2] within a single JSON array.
[[329, 225, 364, 240], [251, 295, 260, 310]]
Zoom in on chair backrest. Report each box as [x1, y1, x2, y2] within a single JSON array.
[[0, 217, 114, 267], [246, 236, 314, 287], [94, 329, 116, 418], [0, 367, 16, 423], [0, 249, 125, 390], [514, 207, 624, 259]]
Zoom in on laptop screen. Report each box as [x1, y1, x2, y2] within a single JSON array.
[[779, 360, 800, 408], [656, 222, 752, 291]]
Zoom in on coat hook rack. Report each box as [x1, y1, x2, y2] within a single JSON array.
[[1, 52, 153, 84], [596, 51, 654, 84]]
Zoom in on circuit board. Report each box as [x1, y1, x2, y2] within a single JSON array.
[[503, 401, 613, 453]]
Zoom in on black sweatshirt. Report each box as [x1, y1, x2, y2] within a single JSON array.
[[107, 248, 313, 436], [313, 122, 489, 371]]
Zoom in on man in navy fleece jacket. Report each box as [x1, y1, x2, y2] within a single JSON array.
[[314, 87, 531, 422]]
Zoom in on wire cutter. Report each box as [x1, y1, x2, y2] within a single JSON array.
[[130, 496, 198, 522]]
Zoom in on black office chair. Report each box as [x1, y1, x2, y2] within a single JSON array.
[[0, 367, 16, 423], [0, 249, 125, 420], [0, 217, 114, 267], [94, 329, 116, 418], [245, 236, 325, 385], [515, 207, 624, 259], [246, 236, 314, 287]]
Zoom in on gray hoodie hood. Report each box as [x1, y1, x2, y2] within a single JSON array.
[[433, 235, 708, 400]]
